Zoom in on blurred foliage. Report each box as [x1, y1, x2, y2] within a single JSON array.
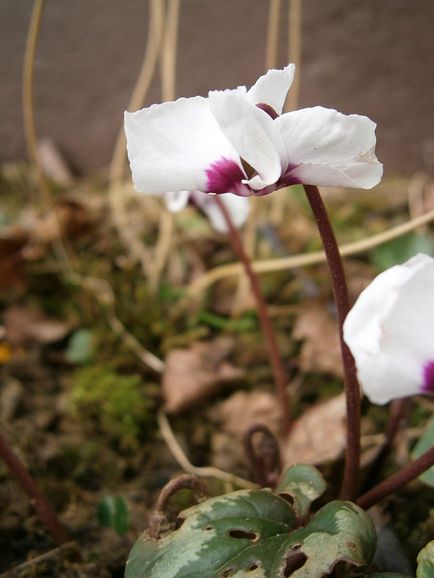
[[372, 233, 434, 271], [70, 364, 150, 450], [97, 495, 130, 536]]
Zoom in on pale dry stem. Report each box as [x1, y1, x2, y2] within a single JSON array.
[[147, 0, 181, 292], [184, 208, 434, 300], [270, 0, 302, 225], [109, 0, 165, 278], [157, 411, 258, 490]]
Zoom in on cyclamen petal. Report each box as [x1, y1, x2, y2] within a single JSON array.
[[343, 253, 434, 405], [124, 63, 383, 205]]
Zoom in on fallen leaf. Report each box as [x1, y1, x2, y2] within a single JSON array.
[[4, 305, 70, 347], [281, 393, 346, 466], [212, 390, 282, 437], [292, 300, 343, 378], [209, 391, 282, 473], [162, 337, 244, 413]]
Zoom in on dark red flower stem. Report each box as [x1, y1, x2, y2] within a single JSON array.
[[214, 196, 291, 435], [303, 185, 360, 501], [357, 446, 434, 510], [0, 432, 69, 546]]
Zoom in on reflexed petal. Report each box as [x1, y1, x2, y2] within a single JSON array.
[[124, 96, 241, 194], [247, 63, 295, 114], [275, 106, 383, 189], [209, 90, 287, 190], [343, 254, 434, 404], [165, 190, 190, 212], [192, 191, 250, 233]]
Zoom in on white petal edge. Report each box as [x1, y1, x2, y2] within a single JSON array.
[[343, 253, 434, 404], [209, 89, 287, 190], [192, 192, 250, 233], [247, 64, 296, 114], [124, 96, 241, 195], [275, 106, 383, 189], [165, 191, 190, 212]]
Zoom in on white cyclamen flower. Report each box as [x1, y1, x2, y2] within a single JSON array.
[[343, 253, 434, 405], [124, 63, 382, 229]]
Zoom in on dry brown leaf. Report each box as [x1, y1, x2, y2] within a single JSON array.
[[281, 393, 346, 466], [212, 390, 282, 438], [162, 337, 244, 413], [4, 305, 70, 347], [209, 390, 282, 473], [293, 300, 343, 378]]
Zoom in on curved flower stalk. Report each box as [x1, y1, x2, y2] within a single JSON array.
[[124, 63, 383, 203], [343, 253, 434, 405]]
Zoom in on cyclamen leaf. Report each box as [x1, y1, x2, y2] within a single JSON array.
[[125, 490, 376, 578], [276, 465, 327, 519], [417, 540, 434, 578]]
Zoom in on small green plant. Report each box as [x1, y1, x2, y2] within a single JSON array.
[[71, 364, 150, 450], [97, 495, 130, 536]]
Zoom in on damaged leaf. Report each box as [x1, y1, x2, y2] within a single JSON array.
[[125, 488, 376, 578]]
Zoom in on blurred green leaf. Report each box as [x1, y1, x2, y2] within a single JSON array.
[[195, 310, 256, 332], [417, 540, 434, 578], [411, 417, 434, 487], [97, 495, 129, 536], [372, 233, 434, 271], [65, 329, 94, 364]]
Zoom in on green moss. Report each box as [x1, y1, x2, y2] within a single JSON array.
[[70, 364, 150, 451]]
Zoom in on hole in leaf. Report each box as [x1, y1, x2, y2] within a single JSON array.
[[281, 549, 307, 577], [279, 493, 294, 506], [221, 567, 235, 577], [203, 524, 213, 531], [247, 561, 261, 571], [228, 529, 259, 542]]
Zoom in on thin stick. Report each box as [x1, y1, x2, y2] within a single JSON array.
[[148, 0, 181, 292], [109, 0, 165, 277], [214, 196, 291, 434], [157, 411, 258, 489], [357, 446, 434, 510], [284, 0, 302, 113], [22, 0, 49, 205], [303, 185, 360, 500], [0, 542, 76, 578], [235, 0, 281, 315], [0, 433, 69, 546], [186, 208, 434, 299], [265, 0, 282, 70], [271, 0, 302, 224]]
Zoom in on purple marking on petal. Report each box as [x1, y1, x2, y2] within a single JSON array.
[[279, 163, 302, 187], [205, 157, 251, 196], [256, 102, 279, 120], [422, 360, 434, 394]]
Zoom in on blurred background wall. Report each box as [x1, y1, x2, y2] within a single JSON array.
[[2, 0, 434, 177]]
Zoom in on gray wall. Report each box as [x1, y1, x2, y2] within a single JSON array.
[[2, 0, 434, 176]]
